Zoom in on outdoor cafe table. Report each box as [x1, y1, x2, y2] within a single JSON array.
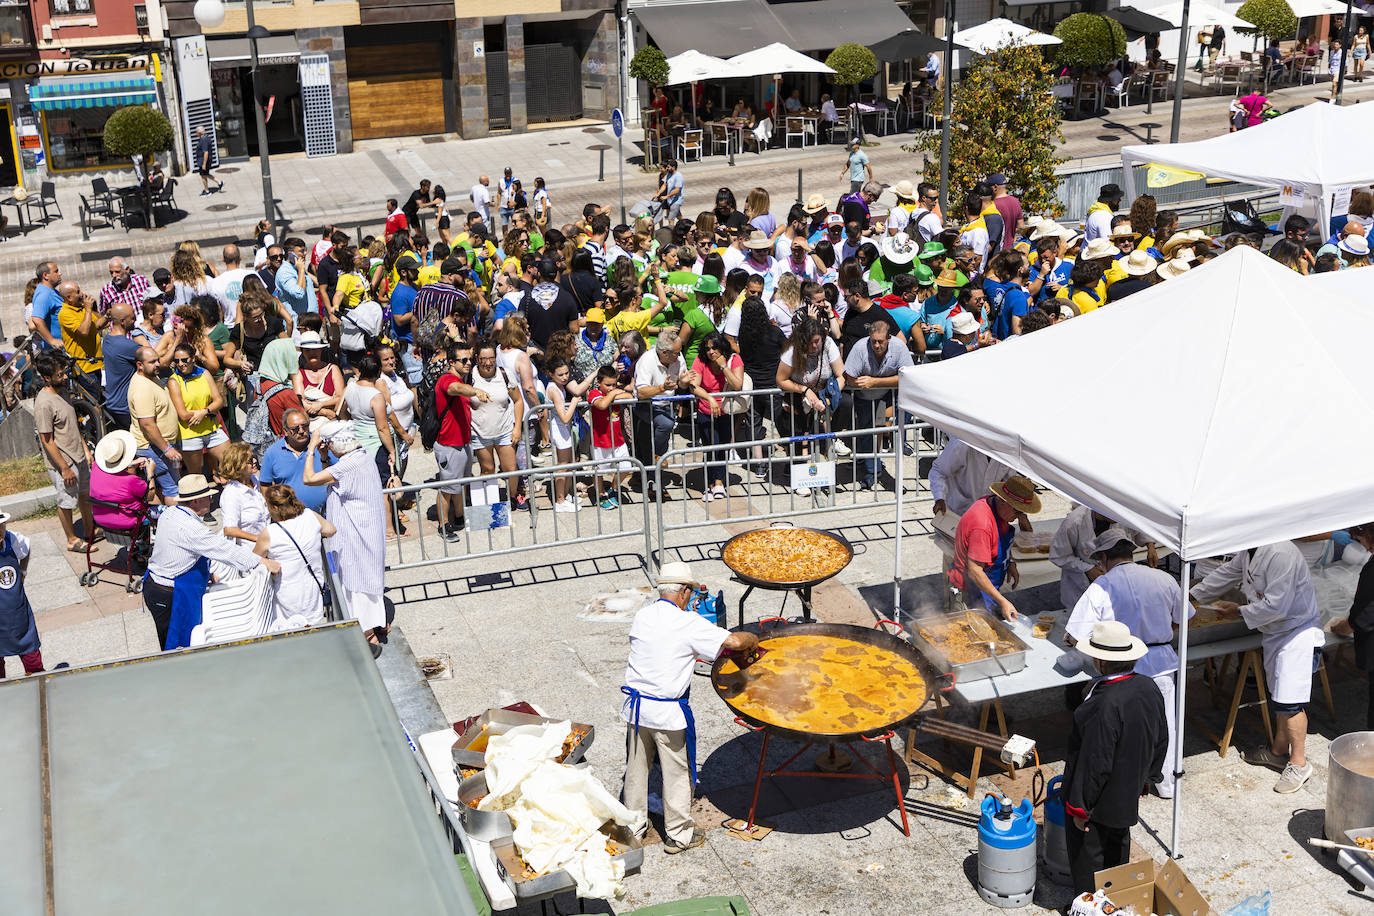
[[0, 195, 29, 235]]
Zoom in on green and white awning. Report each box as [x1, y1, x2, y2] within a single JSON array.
[[29, 78, 157, 111]]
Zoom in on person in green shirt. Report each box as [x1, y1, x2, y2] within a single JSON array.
[[677, 275, 724, 365]]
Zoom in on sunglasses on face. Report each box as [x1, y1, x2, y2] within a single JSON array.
[[268, 254, 284, 261], [285, 424, 309, 433]]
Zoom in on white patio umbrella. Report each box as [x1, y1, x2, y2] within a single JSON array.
[[1137, 1, 1249, 29], [728, 42, 836, 133], [953, 17, 1062, 55], [664, 50, 742, 121]]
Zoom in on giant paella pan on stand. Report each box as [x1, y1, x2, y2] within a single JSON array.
[[710, 618, 1021, 836], [714, 522, 860, 627]]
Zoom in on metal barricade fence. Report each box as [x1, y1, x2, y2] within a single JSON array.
[[380, 457, 654, 576]]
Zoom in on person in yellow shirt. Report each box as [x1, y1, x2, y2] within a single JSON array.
[[1104, 224, 1140, 286], [1056, 259, 1107, 315], [331, 248, 369, 322], [604, 277, 671, 341], [56, 282, 106, 391]]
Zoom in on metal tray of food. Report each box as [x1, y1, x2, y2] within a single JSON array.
[[491, 822, 644, 900], [457, 771, 513, 842], [1188, 602, 1254, 645], [909, 609, 1030, 682], [452, 709, 595, 770]]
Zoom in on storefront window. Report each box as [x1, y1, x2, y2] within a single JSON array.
[[0, 5, 35, 51], [42, 107, 131, 172]]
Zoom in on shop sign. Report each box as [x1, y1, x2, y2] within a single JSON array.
[[0, 56, 150, 80]]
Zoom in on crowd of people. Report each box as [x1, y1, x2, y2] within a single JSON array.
[[15, 157, 1374, 669]]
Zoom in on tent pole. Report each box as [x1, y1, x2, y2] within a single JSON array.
[[1169, 0, 1192, 143], [939, 0, 954, 215], [893, 409, 906, 616], [1170, 555, 1192, 859]]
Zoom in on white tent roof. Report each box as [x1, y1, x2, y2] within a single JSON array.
[[727, 42, 836, 78], [664, 49, 742, 86], [1286, 0, 1348, 16], [953, 17, 1062, 54], [895, 246, 1374, 561], [1121, 102, 1374, 226], [1136, 0, 1250, 28]]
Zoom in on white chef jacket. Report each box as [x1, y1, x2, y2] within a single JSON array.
[[928, 437, 1011, 517], [621, 599, 730, 731], [1050, 506, 1101, 610], [1067, 562, 1191, 678], [1190, 541, 1324, 704]]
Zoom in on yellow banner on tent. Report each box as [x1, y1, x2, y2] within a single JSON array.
[[1145, 163, 1206, 188]]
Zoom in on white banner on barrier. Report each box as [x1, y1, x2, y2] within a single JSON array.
[[790, 460, 835, 490]]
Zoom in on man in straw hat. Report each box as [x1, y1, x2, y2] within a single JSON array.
[[1065, 526, 1188, 799], [143, 474, 280, 651], [621, 561, 758, 854], [948, 474, 1041, 620], [1106, 250, 1158, 301], [1061, 620, 1168, 894], [1190, 540, 1324, 794]]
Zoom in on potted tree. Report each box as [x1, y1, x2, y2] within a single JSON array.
[[629, 46, 670, 168], [1052, 13, 1127, 115], [1237, 0, 1298, 91], [825, 43, 879, 140], [102, 106, 174, 229]]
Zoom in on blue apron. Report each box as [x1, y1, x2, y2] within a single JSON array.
[[621, 685, 698, 788], [161, 514, 213, 650], [974, 495, 1016, 612], [0, 533, 39, 657]]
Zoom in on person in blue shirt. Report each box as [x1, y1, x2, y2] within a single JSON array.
[[874, 274, 922, 340], [985, 250, 1032, 339], [915, 267, 966, 352], [273, 239, 316, 318], [29, 261, 64, 348], [389, 255, 421, 384], [1032, 236, 1073, 304], [258, 408, 330, 514]]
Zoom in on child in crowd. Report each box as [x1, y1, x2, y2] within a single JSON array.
[[543, 356, 581, 513], [588, 364, 634, 509]]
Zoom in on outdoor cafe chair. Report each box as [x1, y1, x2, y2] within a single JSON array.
[[783, 116, 807, 149], [677, 128, 703, 162]]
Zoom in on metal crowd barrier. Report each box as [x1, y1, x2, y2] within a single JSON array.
[[380, 457, 655, 576]]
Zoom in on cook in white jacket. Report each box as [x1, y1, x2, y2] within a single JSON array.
[[930, 437, 1013, 518], [1051, 506, 1159, 610], [1190, 540, 1324, 794], [1066, 526, 1191, 798]]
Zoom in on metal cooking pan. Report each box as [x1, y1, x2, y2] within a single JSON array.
[[716, 523, 859, 591], [710, 620, 944, 744]]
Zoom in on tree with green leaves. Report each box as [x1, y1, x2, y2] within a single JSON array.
[[103, 106, 175, 228], [1052, 13, 1128, 68], [910, 44, 1065, 217], [825, 43, 879, 140], [1237, 0, 1298, 89], [629, 46, 670, 168]]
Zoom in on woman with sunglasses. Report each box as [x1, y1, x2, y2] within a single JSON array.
[[217, 441, 270, 544], [167, 342, 228, 478]]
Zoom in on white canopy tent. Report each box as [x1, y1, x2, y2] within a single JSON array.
[[1122, 102, 1374, 236], [894, 246, 1374, 856], [952, 17, 1062, 55]]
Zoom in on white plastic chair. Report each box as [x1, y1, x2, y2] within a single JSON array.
[[877, 104, 898, 136], [191, 566, 274, 647], [783, 117, 806, 149], [677, 128, 703, 163]]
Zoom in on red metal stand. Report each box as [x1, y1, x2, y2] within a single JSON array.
[[734, 719, 910, 837]]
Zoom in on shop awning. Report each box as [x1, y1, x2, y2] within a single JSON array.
[[206, 35, 301, 64], [632, 0, 915, 57], [28, 77, 157, 110]]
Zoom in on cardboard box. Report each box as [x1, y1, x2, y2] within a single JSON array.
[[1096, 858, 1210, 916]]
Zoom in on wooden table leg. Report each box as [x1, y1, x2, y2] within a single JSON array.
[[1216, 651, 1252, 758], [1251, 650, 1273, 743], [1318, 653, 1336, 719]]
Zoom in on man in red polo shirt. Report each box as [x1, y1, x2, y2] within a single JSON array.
[[434, 340, 484, 541], [948, 474, 1041, 620], [384, 198, 409, 241]]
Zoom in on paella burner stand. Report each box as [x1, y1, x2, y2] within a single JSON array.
[[730, 577, 814, 628], [733, 719, 912, 836]]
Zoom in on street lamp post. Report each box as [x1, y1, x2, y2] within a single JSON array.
[[1169, 0, 1192, 143], [193, 0, 275, 236]]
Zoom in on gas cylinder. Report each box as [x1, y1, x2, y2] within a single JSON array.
[[1042, 774, 1072, 885], [977, 794, 1037, 908]]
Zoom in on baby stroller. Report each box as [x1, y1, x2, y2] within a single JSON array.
[[82, 499, 155, 593]]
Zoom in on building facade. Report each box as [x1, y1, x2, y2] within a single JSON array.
[[161, 0, 621, 169]]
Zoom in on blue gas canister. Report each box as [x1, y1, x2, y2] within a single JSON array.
[[977, 794, 1037, 909], [1042, 774, 1072, 884]]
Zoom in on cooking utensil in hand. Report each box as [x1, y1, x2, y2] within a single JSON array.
[[1309, 836, 1374, 856]]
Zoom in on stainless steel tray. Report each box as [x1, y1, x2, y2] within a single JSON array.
[[451, 708, 595, 770], [491, 822, 644, 901], [909, 610, 1030, 682], [456, 771, 512, 842]]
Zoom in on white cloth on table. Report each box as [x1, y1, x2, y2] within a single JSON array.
[[265, 513, 327, 628], [219, 480, 270, 539], [324, 447, 385, 598], [620, 598, 729, 731], [1191, 541, 1323, 705], [928, 436, 1012, 516]]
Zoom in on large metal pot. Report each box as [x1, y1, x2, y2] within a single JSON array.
[[1326, 731, 1374, 844], [718, 524, 856, 590]]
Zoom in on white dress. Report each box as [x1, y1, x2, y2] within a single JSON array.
[[325, 447, 386, 629], [220, 480, 270, 539], [265, 512, 326, 628]]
